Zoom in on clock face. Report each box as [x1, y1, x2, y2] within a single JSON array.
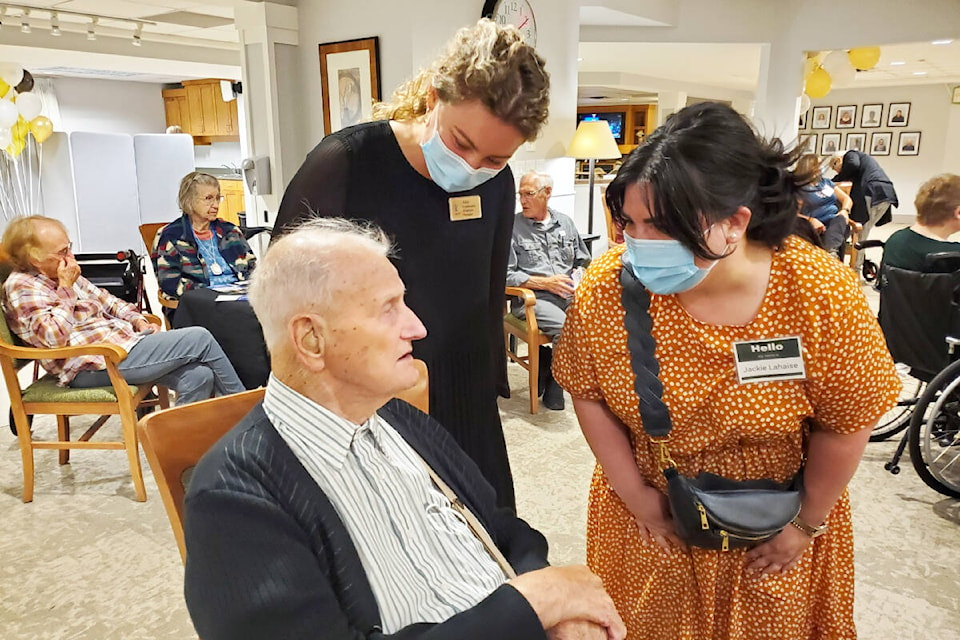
[[493, 0, 537, 48]]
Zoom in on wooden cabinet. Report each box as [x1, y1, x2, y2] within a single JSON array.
[[162, 79, 240, 143], [218, 179, 244, 226], [576, 104, 657, 154]]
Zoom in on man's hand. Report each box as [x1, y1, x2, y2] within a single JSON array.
[[526, 274, 576, 298], [133, 317, 159, 335], [57, 256, 81, 289], [509, 565, 626, 640], [547, 620, 610, 640]]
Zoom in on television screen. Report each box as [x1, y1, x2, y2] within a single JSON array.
[[577, 112, 625, 144]]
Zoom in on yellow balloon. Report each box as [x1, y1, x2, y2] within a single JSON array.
[[848, 47, 881, 71], [804, 67, 832, 99], [12, 116, 29, 141], [0, 78, 8, 99], [29, 115, 53, 144], [6, 137, 25, 157], [803, 58, 817, 80]]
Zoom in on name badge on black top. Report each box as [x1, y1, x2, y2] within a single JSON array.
[[733, 336, 806, 384], [449, 195, 482, 221]]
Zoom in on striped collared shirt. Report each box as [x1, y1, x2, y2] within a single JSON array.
[[264, 375, 506, 633]]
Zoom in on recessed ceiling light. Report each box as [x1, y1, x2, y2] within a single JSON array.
[[889, 61, 906, 66], [913, 71, 927, 76], [931, 39, 953, 45], [50, 12, 61, 36], [577, 57, 583, 62], [20, 8, 30, 33]]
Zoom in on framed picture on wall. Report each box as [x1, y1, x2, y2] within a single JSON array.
[[887, 102, 910, 127], [845, 133, 866, 152], [811, 106, 832, 129], [821, 133, 841, 155], [799, 109, 808, 129], [798, 133, 817, 153], [897, 131, 921, 156], [318, 36, 382, 135], [870, 131, 892, 156], [861, 104, 882, 128], [836, 105, 856, 129]]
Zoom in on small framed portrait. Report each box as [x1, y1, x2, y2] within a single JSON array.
[[799, 109, 808, 129], [870, 131, 892, 156], [798, 133, 817, 153], [897, 131, 921, 156], [861, 104, 882, 128], [845, 133, 866, 152], [836, 105, 857, 129], [821, 133, 841, 156], [887, 102, 910, 127], [811, 106, 832, 129]]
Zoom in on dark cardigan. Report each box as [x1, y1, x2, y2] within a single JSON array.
[[183, 399, 549, 640]]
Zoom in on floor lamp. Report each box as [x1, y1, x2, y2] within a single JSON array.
[[567, 120, 622, 235]]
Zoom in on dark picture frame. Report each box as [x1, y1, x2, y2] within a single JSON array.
[[318, 36, 382, 135], [821, 133, 841, 156], [798, 133, 817, 153], [845, 133, 866, 152], [861, 103, 882, 128], [897, 131, 921, 156], [887, 102, 910, 127], [811, 105, 832, 130], [870, 131, 892, 156], [799, 109, 808, 129], [836, 105, 856, 129]]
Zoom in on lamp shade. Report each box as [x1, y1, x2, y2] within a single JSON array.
[[567, 120, 622, 159]]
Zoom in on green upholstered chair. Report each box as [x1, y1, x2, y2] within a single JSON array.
[[0, 268, 168, 502], [504, 286, 553, 414]]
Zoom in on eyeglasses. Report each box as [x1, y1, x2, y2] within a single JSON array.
[[49, 242, 73, 258], [199, 194, 225, 204], [517, 187, 546, 199]]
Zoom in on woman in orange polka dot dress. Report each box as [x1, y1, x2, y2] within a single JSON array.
[[554, 103, 901, 640]]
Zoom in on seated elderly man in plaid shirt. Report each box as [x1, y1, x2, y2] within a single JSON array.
[[1, 216, 245, 405]]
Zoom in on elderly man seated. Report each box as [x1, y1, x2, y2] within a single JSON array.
[[1, 216, 244, 405], [183, 218, 625, 640], [507, 171, 591, 410]]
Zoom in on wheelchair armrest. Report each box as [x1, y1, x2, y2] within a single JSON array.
[[924, 252, 960, 274], [241, 226, 273, 241], [855, 239, 885, 251]]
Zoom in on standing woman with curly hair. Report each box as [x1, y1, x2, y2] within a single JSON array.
[[553, 102, 901, 638], [275, 19, 550, 509]]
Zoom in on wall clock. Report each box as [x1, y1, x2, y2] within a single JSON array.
[[482, 0, 537, 48]]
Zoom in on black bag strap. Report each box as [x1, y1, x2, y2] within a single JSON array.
[[619, 262, 673, 438]]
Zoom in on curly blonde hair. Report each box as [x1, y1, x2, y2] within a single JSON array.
[[372, 18, 550, 140]]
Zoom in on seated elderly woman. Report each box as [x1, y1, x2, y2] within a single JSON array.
[[154, 172, 256, 303], [795, 153, 857, 260]]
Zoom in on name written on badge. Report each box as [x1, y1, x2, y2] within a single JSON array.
[[733, 336, 806, 384], [449, 195, 483, 221]]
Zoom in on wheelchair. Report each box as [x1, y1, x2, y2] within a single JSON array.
[[858, 239, 960, 498], [74, 249, 151, 313]]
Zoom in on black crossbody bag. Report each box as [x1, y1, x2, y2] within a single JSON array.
[[620, 264, 802, 551]]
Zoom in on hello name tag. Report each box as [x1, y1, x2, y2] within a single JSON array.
[[733, 336, 806, 384], [449, 195, 483, 221]]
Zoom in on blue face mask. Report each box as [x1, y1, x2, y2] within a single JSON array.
[[622, 231, 714, 295], [420, 111, 503, 193]]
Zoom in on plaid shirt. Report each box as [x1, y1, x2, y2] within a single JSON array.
[[2, 271, 144, 385]]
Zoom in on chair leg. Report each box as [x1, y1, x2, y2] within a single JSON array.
[[528, 342, 539, 415], [119, 412, 147, 502], [15, 413, 34, 503], [57, 415, 70, 465]]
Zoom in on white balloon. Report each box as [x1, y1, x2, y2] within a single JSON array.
[[0, 63, 25, 89], [0, 127, 11, 148], [16, 92, 42, 121], [799, 94, 812, 114], [0, 100, 18, 128], [821, 51, 856, 86]]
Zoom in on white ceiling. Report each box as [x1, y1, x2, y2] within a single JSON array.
[[0, 1, 957, 100]]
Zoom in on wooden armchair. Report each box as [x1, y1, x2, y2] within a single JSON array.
[[0, 309, 169, 502], [833, 181, 863, 267], [504, 287, 552, 414], [138, 359, 429, 562], [138, 222, 178, 328]]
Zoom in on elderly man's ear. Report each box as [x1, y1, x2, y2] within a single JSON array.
[[290, 314, 326, 370]]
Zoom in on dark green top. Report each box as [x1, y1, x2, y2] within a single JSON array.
[[883, 228, 960, 272]]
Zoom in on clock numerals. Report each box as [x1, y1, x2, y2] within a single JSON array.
[[494, 0, 537, 48]]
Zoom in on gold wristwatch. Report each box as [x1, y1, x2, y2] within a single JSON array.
[[790, 515, 828, 538]]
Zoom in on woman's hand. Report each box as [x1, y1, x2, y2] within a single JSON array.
[[631, 487, 686, 551], [743, 525, 812, 575]]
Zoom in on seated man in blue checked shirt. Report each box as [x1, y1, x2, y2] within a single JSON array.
[[183, 218, 625, 640]]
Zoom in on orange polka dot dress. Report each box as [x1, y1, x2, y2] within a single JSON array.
[[554, 237, 901, 640]]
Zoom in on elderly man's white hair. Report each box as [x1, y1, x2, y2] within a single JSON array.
[[248, 217, 393, 351], [521, 170, 554, 190]]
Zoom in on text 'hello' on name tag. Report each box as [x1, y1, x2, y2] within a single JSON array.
[[733, 336, 806, 384], [449, 195, 483, 222]]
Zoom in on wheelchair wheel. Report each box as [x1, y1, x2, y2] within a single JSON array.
[[862, 259, 879, 283], [907, 359, 960, 499], [870, 370, 922, 442]]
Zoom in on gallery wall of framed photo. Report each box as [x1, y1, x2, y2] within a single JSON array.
[[799, 99, 922, 157]]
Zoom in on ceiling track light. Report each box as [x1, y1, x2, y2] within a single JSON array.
[[49, 10, 59, 36], [19, 7, 28, 33], [87, 16, 97, 41], [132, 21, 142, 46], [0, 3, 154, 42]]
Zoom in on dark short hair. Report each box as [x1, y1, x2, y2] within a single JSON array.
[[605, 102, 806, 259]]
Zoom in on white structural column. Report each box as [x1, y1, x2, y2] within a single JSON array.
[[233, 1, 299, 226], [752, 40, 805, 143], [656, 90, 687, 127]]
